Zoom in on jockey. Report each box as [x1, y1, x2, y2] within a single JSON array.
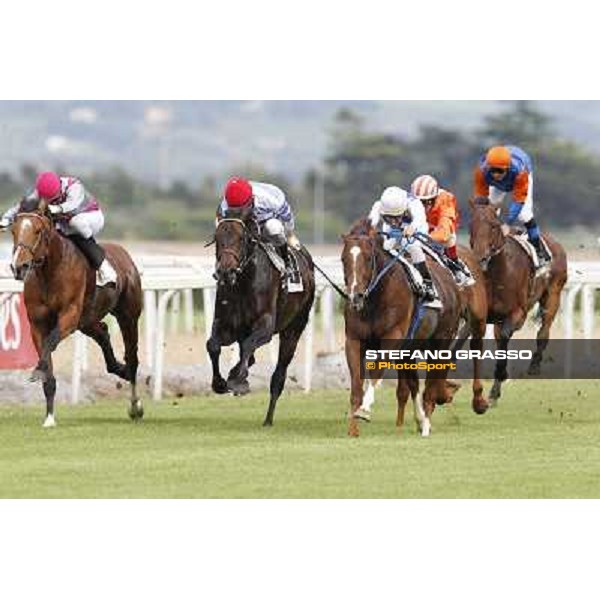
[[410, 174, 475, 287], [368, 186, 440, 304], [217, 177, 300, 275], [474, 145, 551, 268], [0, 172, 117, 286]]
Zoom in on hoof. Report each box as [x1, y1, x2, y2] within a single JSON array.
[[348, 419, 360, 437], [420, 424, 431, 437], [128, 401, 144, 421], [489, 381, 501, 403], [29, 369, 47, 383], [42, 414, 56, 428], [212, 377, 229, 394], [262, 419, 273, 427], [353, 407, 371, 422], [527, 362, 541, 376], [472, 397, 489, 415], [228, 379, 250, 396]]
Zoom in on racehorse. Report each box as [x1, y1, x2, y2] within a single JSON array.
[[342, 218, 488, 438], [469, 197, 568, 402], [7, 199, 143, 427], [206, 214, 315, 426]]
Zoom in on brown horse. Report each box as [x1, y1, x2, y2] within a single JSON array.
[[342, 218, 487, 438], [469, 197, 568, 402], [8, 204, 143, 427], [207, 215, 315, 426]]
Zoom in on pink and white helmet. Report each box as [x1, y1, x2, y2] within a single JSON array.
[[411, 174, 439, 201]]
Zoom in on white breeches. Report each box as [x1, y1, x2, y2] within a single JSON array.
[[489, 174, 534, 223], [406, 239, 426, 264], [59, 210, 105, 239], [262, 218, 294, 245]]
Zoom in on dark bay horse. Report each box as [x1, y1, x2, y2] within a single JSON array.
[[207, 216, 315, 426], [8, 205, 143, 427], [342, 218, 487, 438], [469, 198, 568, 402]]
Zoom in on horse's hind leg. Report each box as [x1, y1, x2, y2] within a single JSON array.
[[115, 311, 143, 421], [528, 280, 564, 375], [490, 312, 524, 404], [81, 320, 128, 380], [263, 311, 309, 427], [396, 373, 415, 430]]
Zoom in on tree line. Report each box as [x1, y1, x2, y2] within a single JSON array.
[[0, 101, 598, 241]]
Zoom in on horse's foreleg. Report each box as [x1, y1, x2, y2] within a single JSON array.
[[228, 316, 274, 395], [345, 338, 363, 438], [206, 332, 228, 394], [81, 320, 128, 379], [29, 320, 57, 427], [490, 312, 523, 404], [470, 321, 489, 415], [395, 374, 412, 429], [353, 373, 382, 423]]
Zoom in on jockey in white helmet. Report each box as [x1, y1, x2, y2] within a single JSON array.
[[369, 186, 440, 304]]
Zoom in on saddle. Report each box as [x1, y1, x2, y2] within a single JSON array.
[[387, 250, 441, 310], [510, 231, 552, 273], [260, 242, 304, 293]]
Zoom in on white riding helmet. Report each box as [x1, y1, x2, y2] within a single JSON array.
[[379, 186, 410, 216], [411, 174, 439, 201]]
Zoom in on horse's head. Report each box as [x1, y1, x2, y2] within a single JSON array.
[[214, 214, 258, 287], [469, 196, 506, 271], [341, 218, 383, 311], [10, 211, 52, 281]]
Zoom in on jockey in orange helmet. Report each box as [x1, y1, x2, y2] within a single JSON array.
[[474, 145, 550, 268], [0, 172, 117, 286], [411, 174, 475, 287]]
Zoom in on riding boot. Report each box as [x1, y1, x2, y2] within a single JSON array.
[[415, 261, 440, 303], [448, 258, 475, 287], [69, 235, 105, 269], [278, 242, 294, 278], [525, 220, 551, 267]]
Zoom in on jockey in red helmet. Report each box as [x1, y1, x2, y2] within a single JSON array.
[[218, 177, 300, 275], [0, 172, 117, 286]]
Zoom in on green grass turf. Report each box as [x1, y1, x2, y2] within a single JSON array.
[[0, 380, 599, 498]]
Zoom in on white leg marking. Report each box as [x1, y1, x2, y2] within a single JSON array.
[[360, 378, 382, 411], [413, 391, 431, 437], [42, 414, 56, 428]]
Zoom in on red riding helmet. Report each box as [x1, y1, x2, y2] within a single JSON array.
[[35, 172, 62, 200], [224, 177, 253, 208]]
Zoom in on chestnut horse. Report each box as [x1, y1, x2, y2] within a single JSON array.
[[342, 218, 488, 438], [8, 204, 143, 427], [469, 197, 568, 402], [207, 215, 315, 426]]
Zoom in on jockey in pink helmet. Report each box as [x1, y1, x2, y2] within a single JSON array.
[[0, 172, 117, 286]]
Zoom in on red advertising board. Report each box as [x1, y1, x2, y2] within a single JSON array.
[[0, 293, 38, 369]]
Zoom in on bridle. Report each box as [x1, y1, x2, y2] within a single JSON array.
[[472, 207, 506, 269], [344, 234, 397, 308], [12, 212, 51, 277], [214, 217, 259, 281]]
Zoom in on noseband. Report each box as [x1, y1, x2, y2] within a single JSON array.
[[215, 217, 258, 279], [14, 213, 50, 272]]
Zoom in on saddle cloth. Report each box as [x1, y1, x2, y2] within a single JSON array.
[[261, 243, 304, 293], [510, 232, 552, 271]]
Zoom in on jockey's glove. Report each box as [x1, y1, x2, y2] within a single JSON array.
[[383, 237, 397, 252], [48, 204, 63, 215]]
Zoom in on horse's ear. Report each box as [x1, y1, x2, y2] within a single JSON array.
[[38, 198, 48, 215]]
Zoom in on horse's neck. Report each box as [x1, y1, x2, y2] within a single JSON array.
[[39, 232, 69, 280]]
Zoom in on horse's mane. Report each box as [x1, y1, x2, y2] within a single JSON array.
[[346, 217, 375, 237]]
